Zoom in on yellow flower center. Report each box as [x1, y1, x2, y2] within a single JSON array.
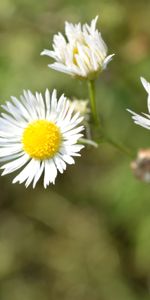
[[73, 47, 79, 65], [22, 120, 61, 160]]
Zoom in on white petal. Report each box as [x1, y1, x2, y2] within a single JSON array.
[[61, 154, 75, 165], [49, 63, 74, 76], [54, 155, 66, 174], [25, 160, 41, 188], [1, 153, 29, 175], [22, 91, 39, 119], [63, 125, 84, 137], [33, 161, 45, 188], [102, 54, 115, 70], [45, 89, 51, 118], [44, 159, 57, 188], [0, 145, 23, 157], [60, 116, 83, 132], [62, 134, 83, 145], [41, 49, 58, 60], [127, 109, 150, 128], [141, 77, 150, 94], [51, 89, 57, 113], [1, 112, 26, 128], [0, 152, 24, 162], [10, 96, 32, 121], [65, 144, 84, 153], [140, 78, 150, 113], [12, 159, 37, 185], [0, 117, 23, 132], [57, 100, 70, 122], [57, 94, 66, 113], [35, 92, 46, 119]]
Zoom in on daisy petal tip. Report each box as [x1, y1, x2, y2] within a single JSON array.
[[140, 77, 150, 94], [12, 179, 17, 184], [40, 50, 46, 56], [0, 165, 5, 170], [48, 63, 54, 69], [126, 108, 134, 114], [93, 15, 99, 23], [45, 88, 50, 97], [140, 76, 146, 86]]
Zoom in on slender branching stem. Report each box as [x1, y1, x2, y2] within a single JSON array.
[[88, 80, 99, 126], [87, 79, 134, 158], [103, 135, 135, 158]]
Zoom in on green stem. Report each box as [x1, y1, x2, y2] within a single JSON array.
[[88, 80, 99, 126], [87, 80, 134, 158], [102, 134, 135, 158], [79, 138, 98, 148]]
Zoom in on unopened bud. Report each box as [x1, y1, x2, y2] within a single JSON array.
[[70, 99, 90, 120], [131, 149, 150, 182]]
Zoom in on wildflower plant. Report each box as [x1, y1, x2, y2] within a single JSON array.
[[0, 15, 149, 186]]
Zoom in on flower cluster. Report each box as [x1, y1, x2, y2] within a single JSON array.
[[0, 16, 114, 188], [1, 14, 149, 188]]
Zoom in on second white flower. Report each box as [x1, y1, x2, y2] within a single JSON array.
[[41, 16, 114, 79]]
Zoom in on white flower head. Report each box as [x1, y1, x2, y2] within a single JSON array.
[[41, 16, 114, 80], [0, 90, 84, 188], [127, 77, 150, 130]]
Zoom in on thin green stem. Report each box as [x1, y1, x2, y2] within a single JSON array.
[[79, 138, 98, 148], [87, 80, 134, 158], [88, 80, 99, 126], [100, 134, 135, 158]]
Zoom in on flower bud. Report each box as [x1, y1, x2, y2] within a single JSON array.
[[131, 149, 150, 182]]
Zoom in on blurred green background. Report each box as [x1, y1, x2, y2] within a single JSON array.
[[0, 0, 150, 299]]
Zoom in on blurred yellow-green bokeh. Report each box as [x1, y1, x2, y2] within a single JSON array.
[[0, 0, 150, 299]]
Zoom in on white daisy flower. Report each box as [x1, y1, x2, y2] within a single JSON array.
[[41, 16, 114, 80], [127, 77, 150, 130], [0, 89, 84, 188]]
